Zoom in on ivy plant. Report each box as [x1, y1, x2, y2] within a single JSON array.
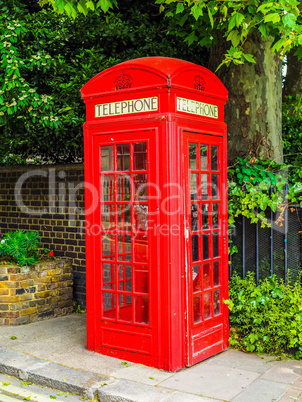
[[227, 156, 302, 227]]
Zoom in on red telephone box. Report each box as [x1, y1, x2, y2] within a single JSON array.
[[81, 57, 228, 371]]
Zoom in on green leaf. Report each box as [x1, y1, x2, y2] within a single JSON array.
[[228, 13, 245, 31], [264, 13, 281, 24], [283, 13, 296, 29], [176, 3, 184, 14], [228, 14, 237, 31], [86, 1, 95, 11], [258, 24, 267, 38], [271, 288, 284, 299], [191, 4, 203, 21], [96, 0, 114, 13], [77, 0, 88, 15], [272, 38, 285, 52], [235, 13, 245, 28], [208, 7, 214, 28], [227, 30, 241, 47]]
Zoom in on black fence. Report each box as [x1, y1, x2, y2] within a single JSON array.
[[229, 205, 302, 284]]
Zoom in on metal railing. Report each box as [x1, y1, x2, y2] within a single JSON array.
[[229, 184, 302, 284]]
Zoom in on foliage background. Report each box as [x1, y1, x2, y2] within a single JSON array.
[[0, 0, 208, 164]]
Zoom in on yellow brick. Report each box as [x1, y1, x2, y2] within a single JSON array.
[[0, 289, 9, 296], [47, 268, 63, 276], [0, 295, 20, 303], [20, 280, 34, 288], [19, 294, 33, 302], [20, 307, 36, 316], [36, 291, 52, 299], [9, 274, 30, 281]]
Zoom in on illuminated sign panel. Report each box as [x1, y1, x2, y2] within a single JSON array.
[[95, 97, 158, 117], [177, 97, 218, 119]]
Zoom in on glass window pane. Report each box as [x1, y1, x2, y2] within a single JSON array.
[[193, 295, 202, 324], [103, 263, 115, 289], [190, 173, 198, 201], [133, 143, 147, 171], [203, 292, 212, 320], [134, 174, 148, 201], [202, 204, 209, 229], [126, 264, 132, 279], [203, 233, 209, 260], [101, 145, 113, 172], [213, 232, 220, 258], [103, 292, 116, 319], [117, 175, 131, 201], [126, 280, 132, 292], [211, 146, 218, 171], [189, 143, 197, 170], [101, 175, 114, 201], [212, 203, 219, 228], [118, 205, 131, 231], [200, 145, 208, 170], [134, 235, 148, 263], [192, 265, 201, 292], [192, 234, 199, 262], [102, 205, 115, 229], [118, 294, 132, 322], [214, 261, 220, 286], [135, 296, 149, 324], [118, 234, 132, 261], [117, 144, 130, 171], [201, 174, 208, 200], [134, 204, 148, 231], [191, 203, 198, 232], [203, 262, 211, 290], [119, 279, 132, 292], [214, 289, 221, 316], [134, 265, 149, 294], [118, 264, 124, 280], [102, 234, 115, 260], [212, 174, 219, 200]]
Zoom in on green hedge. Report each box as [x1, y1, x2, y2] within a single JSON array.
[[226, 272, 302, 359]]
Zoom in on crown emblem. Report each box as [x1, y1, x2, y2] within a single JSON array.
[[194, 75, 206, 91], [114, 72, 133, 90]]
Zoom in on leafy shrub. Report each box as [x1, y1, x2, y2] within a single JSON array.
[[226, 272, 302, 359], [0, 230, 49, 267]]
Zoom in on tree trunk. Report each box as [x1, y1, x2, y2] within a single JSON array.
[[283, 49, 302, 101], [208, 33, 283, 164]]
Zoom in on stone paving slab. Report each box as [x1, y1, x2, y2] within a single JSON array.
[[110, 364, 173, 385], [207, 349, 276, 373], [0, 315, 124, 376], [231, 379, 289, 402], [159, 363, 260, 401], [260, 360, 302, 385], [0, 347, 108, 399], [98, 379, 215, 402]]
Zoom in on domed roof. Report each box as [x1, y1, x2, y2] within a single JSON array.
[[81, 57, 228, 101]]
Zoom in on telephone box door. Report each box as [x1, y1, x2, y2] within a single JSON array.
[[184, 131, 228, 366], [88, 129, 159, 366]]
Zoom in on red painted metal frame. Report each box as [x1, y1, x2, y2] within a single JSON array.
[[82, 57, 228, 371]]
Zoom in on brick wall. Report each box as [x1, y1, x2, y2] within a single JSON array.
[[0, 164, 86, 308], [0, 260, 73, 325]]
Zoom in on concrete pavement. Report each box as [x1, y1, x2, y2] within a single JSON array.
[[0, 314, 301, 401]]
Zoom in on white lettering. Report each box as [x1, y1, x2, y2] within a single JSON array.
[[176, 97, 218, 119]]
